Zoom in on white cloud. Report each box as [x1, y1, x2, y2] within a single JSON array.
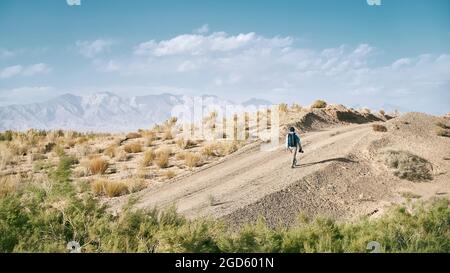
[[22, 63, 52, 76], [92, 30, 450, 113], [134, 32, 292, 56], [194, 24, 210, 34], [76, 39, 113, 58], [0, 63, 51, 79], [0, 48, 16, 59], [0, 65, 23, 79]]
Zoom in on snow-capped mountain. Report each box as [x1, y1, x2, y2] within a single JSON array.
[[0, 92, 272, 132]]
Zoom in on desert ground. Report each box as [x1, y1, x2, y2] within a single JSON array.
[[1, 101, 449, 229], [105, 103, 450, 229]]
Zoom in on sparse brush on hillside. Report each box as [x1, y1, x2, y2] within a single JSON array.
[[0, 175, 20, 197], [176, 137, 195, 149], [291, 103, 302, 112], [184, 152, 202, 168], [379, 150, 433, 182], [311, 100, 327, 109], [163, 170, 176, 179], [103, 144, 118, 158], [436, 129, 450, 137], [91, 179, 146, 197], [126, 132, 142, 139], [436, 121, 450, 129], [372, 124, 388, 132], [202, 141, 240, 157], [141, 149, 155, 167], [88, 157, 109, 175], [0, 145, 17, 170], [124, 142, 142, 153], [436, 121, 450, 137], [163, 128, 173, 140], [155, 147, 171, 168], [278, 103, 288, 113]]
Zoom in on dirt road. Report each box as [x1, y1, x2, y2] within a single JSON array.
[[114, 123, 374, 220]]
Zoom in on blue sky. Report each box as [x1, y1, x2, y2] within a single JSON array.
[[0, 0, 449, 114]]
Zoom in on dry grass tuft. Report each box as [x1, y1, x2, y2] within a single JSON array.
[[436, 121, 450, 130], [176, 137, 196, 149], [291, 103, 302, 112], [372, 124, 388, 132], [141, 149, 155, 167], [311, 100, 327, 109], [163, 128, 173, 140], [184, 152, 202, 168], [92, 179, 127, 197], [202, 141, 240, 157], [103, 144, 118, 158], [155, 147, 171, 168], [278, 103, 288, 113], [0, 175, 20, 197], [116, 149, 130, 161], [163, 170, 176, 179], [88, 157, 109, 175], [436, 129, 450, 137], [123, 142, 142, 153], [126, 132, 142, 139], [91, 178, 146, 197]]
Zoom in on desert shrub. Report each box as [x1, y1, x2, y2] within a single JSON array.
[[92, 179, 128, 197], [0, 177, 448, 253], [88, 157, 109, 175], [8, 141, 29, 156], [163, 170, 176, 179], [436, 122, 450, 137], [103, 144, 118, 158], [116, 149, 130, 162], [176, 151, 187, 160], [278, 103, 288, 113], [291, 103, 302, 112], [0, 175, 20, 197], [126, 132, 142, 139], [184, 152, 202, 168], [163, 128, 173, 140], [176, 138, 195, 149], [436, 121, 450, 130], [141, 149, 155, 167], [0, 130, 13, 141], [155, 148, 171, 168], [202, 141, 240, 157], [436, 129, 450, 137], [372, 124, 388, 132], [379, 150, 432, 182], [124, 142, 142, 153], [0, 146, 16, 170], [311, 100, 327, 109]]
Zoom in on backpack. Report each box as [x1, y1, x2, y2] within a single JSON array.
[[287, 133, 298, 147]]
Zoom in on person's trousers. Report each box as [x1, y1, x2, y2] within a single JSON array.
[[292, 147, 298, 166]]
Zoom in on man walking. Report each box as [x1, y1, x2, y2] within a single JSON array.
[[286, 127, 303, 168]]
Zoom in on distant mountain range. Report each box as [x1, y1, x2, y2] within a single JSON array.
[[0, 92, 272, 132]]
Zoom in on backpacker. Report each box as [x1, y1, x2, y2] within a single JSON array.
[[287, 133, 298, 147]]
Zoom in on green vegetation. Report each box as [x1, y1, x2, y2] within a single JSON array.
[[0, 152, 448, 253], [311, 100, 327, 109], [380, 150, 433, 182]]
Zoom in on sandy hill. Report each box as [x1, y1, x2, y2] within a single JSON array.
[[106, 105, 450, 228]]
